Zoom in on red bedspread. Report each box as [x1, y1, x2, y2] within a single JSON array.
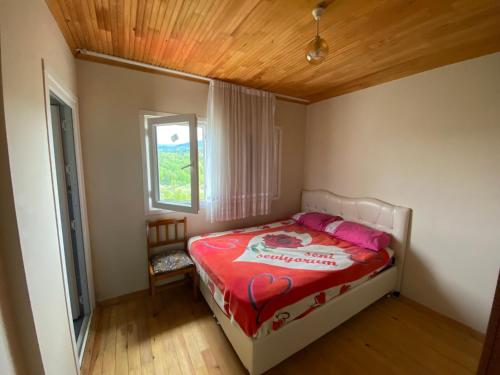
[[188, 219, 392, 337]]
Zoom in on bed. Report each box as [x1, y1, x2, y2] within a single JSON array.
[[188, 190, 411, 374]]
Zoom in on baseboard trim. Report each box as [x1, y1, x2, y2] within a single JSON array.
[[97, 289, 148, 307], [398, 295, 485, 341], [96, 288, 485, 341]]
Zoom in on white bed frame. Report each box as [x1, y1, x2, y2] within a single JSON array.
[[197, 190, 411, 375]]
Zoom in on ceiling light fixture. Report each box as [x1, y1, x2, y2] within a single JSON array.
[[306, 6, 329, 65]]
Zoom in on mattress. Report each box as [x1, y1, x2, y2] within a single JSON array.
[[188, 219, 394, 338]]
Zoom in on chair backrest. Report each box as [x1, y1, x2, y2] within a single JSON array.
[[146, 218, 187, 258]]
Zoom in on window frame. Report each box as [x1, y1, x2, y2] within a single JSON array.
[[147, 114, 199, 213], [140, 110, 206, 216]]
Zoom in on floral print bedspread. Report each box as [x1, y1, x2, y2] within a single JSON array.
[[188, 220, 393, 338]]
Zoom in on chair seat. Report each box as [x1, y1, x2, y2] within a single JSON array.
[[150, 250, 194, 275]]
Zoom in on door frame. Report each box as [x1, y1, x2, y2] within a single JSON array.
[[49, 102, 83, 322], [42, 61, 95, 368]]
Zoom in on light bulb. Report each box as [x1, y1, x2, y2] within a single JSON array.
[[306, 36, 329, 65]]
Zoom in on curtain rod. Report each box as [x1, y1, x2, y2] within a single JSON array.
[[76, 49, 309, 104]]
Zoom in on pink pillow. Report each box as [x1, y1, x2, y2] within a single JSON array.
[[292, 212, 342, 232], [324, 220, 391, 251]]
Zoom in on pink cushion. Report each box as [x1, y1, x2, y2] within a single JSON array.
[[292, 212, 342, 232], [325, 220, 391, 251]]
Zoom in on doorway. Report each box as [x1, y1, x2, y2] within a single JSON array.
[[49, 93, 91, 357]]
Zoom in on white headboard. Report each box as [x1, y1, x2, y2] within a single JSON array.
[[301, 190, 411, 291]]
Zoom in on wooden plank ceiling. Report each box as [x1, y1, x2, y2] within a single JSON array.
[[47, 0, 500, 102]]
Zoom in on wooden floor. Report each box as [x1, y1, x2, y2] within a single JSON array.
[[82, 286, 484, 375]]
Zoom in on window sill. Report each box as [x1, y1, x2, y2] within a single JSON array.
[[145, 201, 207, 217], [144, 196, 279, 217]]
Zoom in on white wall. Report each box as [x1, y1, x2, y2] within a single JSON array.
[[77, 60, 307, 301], [304, 52, 500, 333], [0, 0, 80, 373], [0, 40, 32, 375], [0, 254, 26, 375]]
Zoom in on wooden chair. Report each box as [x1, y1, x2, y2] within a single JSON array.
[[146, 218, 198, 314]]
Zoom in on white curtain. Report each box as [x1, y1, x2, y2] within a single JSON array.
[[205, 80, 276, 222]]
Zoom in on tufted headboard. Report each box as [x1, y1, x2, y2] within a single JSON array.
[[301, 190, 411, 291]]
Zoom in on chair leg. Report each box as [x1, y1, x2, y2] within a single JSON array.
[[192, 270, 199, 300], [148, 274, 153, 296], [151, 280, 158, 316]]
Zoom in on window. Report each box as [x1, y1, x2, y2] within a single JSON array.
[[141, 112, 205, 214], [141, 111, 280, 214]]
